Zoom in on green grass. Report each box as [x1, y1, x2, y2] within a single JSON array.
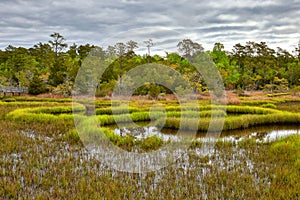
[[226, 105, 279, 114], [97, 111, 166, 125], [5, 101, 297, 132], [158, 112, 300, 131], [1, 96, 73, 102], [166, 110, 226, 118], [6, 106, 85, 123], [0, 101, 71, 107], [266, 92, 289, 97], [96, 106, 141, 115], [268, 134, 300, 198]]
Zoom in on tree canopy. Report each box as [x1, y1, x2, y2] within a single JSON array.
[[0, 34, 299, 96]]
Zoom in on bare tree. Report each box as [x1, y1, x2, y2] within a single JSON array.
[[106, 45, 116, 58], [144, 39, 153, 63], [126, 40, 138, 52], [295, 39, 300, 62]]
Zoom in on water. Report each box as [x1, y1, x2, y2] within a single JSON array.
[[114, 126, 179, 141], [111, 123, 300, 142], [10, 125, 299, 197], [219, 125, 300, 142]]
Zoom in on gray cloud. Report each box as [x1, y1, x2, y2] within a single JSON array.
[[0, 0, 299, 53]]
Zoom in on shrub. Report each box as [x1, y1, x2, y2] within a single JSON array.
[[95, 81, 116, 97], [291, 86, 300, 95], [28, 75, 48, 95], [52, 80, 73, 97], [148, 84, 161, 99]]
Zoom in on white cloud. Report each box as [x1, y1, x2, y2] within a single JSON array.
[[0, 0, 299, 53]]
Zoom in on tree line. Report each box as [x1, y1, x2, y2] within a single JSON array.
[[0, 32, 300, 96]]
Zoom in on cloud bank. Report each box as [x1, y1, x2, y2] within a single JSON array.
[[1, 0, 300, 53]]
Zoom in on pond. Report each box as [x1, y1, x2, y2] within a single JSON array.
[[110, 122, 300, 142]]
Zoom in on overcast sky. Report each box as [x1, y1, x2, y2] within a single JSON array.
[[1, 0, 300, 54]]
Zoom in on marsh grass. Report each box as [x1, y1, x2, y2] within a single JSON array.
[[266, 92, 289, 97], [225, 105, 279, 114], [8, 96, 73, 102], [166, 110, 226, 118], [0, 101, 71, 107], [158, 112, 300, 131], [96, 107, 140, 115], [6, 108, 80, 123], [6, 101, 297, 132], [97, 112, 166, 126], [1, 97, 300, 199], [276, 101, 300, 113], [261, 103, 277, 109]]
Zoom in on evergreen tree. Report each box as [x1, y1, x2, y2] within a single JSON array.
[[28, 75, 47, 95]]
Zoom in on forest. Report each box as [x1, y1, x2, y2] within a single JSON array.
[[1, 32, 300, 97]]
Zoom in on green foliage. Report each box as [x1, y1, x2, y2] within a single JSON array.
[[48, 57, 68, 86], [1, 38, 300, 96], [52, 80, 73, 97], [28, 75, 47, 95], [287, 62, 300, 86], [96, 81, 116, 97], [148, 84, 161, 99], [175, 85, 193, 96]]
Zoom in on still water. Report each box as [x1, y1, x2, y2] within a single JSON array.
[[110, 122, 300, 142]]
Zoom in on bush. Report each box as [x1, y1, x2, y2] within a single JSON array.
[[148, 84, 161, 99], [234, 87, 244, 96], [95, 81, 116, 97], [28, 75, 48, 95], [291, 86, 300, 95], [52, 80, 73, 97]]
